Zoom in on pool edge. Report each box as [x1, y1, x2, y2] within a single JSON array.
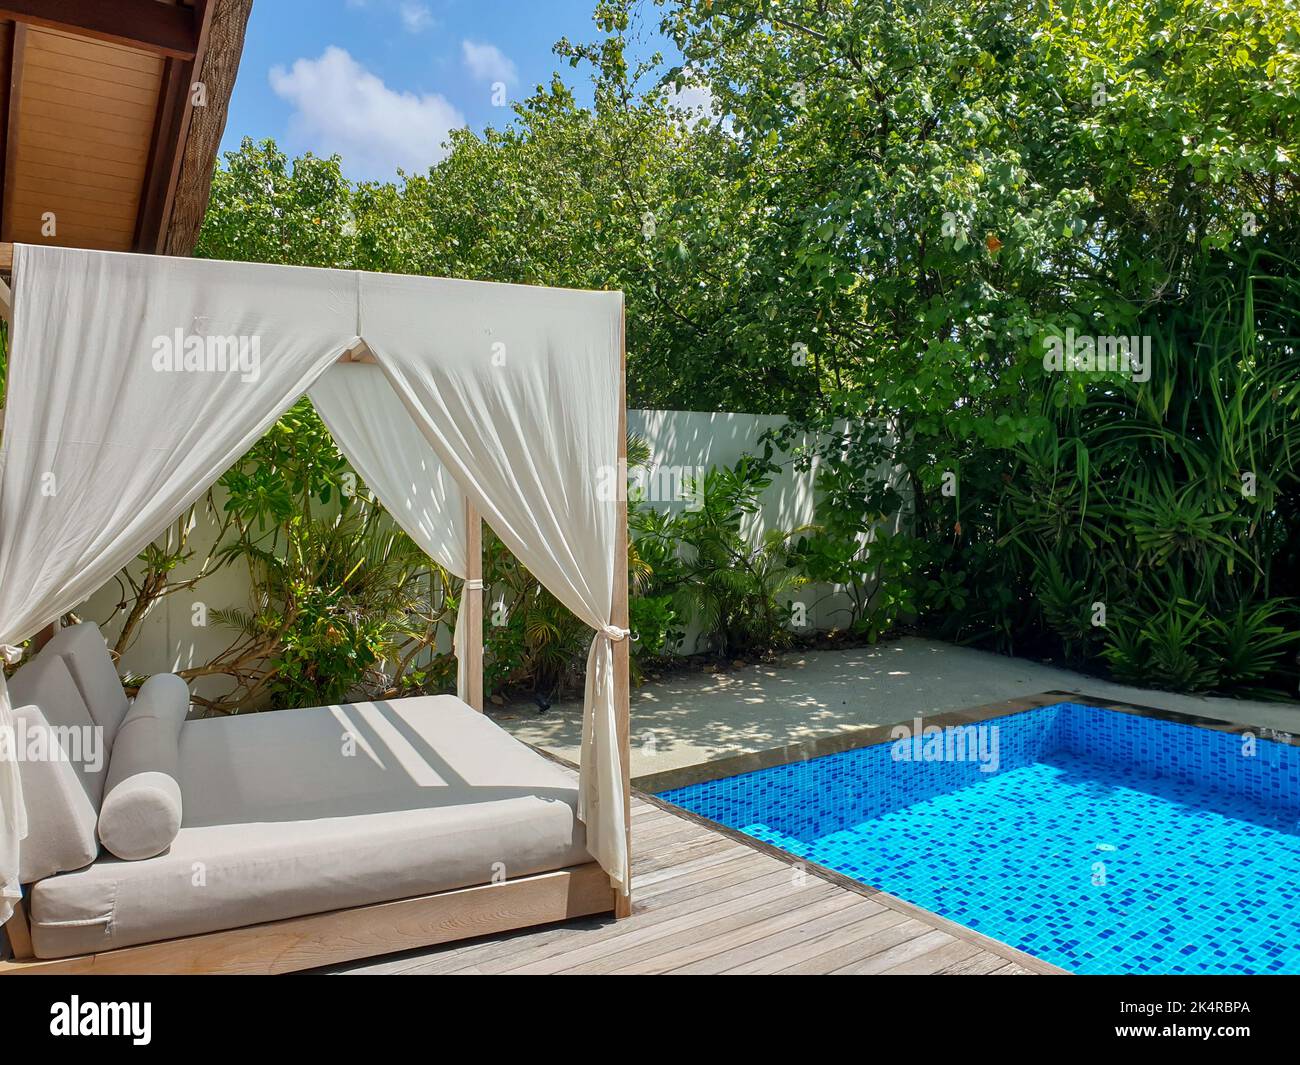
[[636, 690, 1300, 977], [633, 689, 1299, 795], [631, 782, 1071, 976]]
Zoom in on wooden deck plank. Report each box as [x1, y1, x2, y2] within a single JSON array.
[[391, 862, 788, 977], [568, 886, 848, 975], [426, 863, 791, 977], [487, 868, 820, 974], [646, 893, 876, 975], [630, 833, 739, 876], [835, 929, 958, 975], [334, 853, 775, 976], [938, 949, 1016, 976], [877, 937, 985, 975], [630, 823, 714, 850], [778, 915, 939, 974], [724, 907, 908, 974], [631, 842, 756, 888]]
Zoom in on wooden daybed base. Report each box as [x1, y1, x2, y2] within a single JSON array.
[[1, 862, 615, 975]]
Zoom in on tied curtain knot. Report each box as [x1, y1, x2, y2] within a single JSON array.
[[600, 625, 630, 642]]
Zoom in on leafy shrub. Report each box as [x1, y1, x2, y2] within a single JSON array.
[[199, 399, 455, 712], [663, 457, 810, 658]]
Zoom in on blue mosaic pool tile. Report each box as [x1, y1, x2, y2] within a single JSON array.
[[1054, 702, 1300, 814], [658, 705, 1063, 841], [658, 703, 1300, 975]]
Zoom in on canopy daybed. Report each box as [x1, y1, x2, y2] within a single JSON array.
[[0, 243, 632, 973]]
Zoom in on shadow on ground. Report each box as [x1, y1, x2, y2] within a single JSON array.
[[488, 637, 1300, 777]]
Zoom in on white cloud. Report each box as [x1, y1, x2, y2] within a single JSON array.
[[269, 47, 464, 180], [461, 40, 517, 85], [400, 2, 433, 32], [663, 73, 717, 124]]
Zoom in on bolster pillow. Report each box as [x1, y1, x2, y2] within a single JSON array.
[[97, 673, 190, 860]]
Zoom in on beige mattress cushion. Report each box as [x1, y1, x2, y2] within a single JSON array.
[[29, 696, 590, 958]]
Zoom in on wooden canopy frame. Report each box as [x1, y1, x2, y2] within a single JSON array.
[[0, 245, 633, 973]]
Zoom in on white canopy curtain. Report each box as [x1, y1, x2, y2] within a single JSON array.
[[0, 245, 629, 926]]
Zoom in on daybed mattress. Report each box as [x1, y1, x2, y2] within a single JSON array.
[[29, 695, 591, 958]]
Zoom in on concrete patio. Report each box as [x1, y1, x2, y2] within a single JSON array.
[[491, 637, 1300, 779]]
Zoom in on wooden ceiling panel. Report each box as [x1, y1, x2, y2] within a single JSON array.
[[7, 25, 161, 249], [28, 29, 166, 88], [19, 124, 155, 166], [15, 159, 143, 195], [18, 97, 157, 142], [27, 22, 186, 71]]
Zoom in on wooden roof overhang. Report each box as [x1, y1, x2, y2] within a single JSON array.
[[0, 0, 251, 265]]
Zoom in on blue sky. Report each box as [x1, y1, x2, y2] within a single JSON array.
[[220, 0, 679, 182]]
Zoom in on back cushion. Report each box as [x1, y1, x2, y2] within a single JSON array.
[[43, 623, 129, 752], [6, 652, 105, 882]]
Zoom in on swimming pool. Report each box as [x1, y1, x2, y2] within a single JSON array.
[[657, 702, 1300, 974]]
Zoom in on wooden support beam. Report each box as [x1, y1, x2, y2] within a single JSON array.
[[0, 24, 26, 248], [135, 56, 192, 252], [463, 498, 484, 712], [147, 0, 216, 253], [337, 338, 377, 363], [163, 0, 253, 256], [0, 0, 200, 60], [1, 898, 34, 961], [613, 293, 633, 918], [0, 241, 12, 273], [0, 21, 13, 242]]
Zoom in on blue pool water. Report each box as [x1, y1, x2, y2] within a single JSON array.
[[658, 703, 1300, 974]]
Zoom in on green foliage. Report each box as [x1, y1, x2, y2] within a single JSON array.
[[673, 0, 1300, 694], [197, 142, 356, 268], [92, 0, 1297, 703], [628, 593, 682, 659], [1103, 597, 1222, 693], [635, 456, 811, 658], [480, 527, 593, 699], [205, 398, 454, 711], [957, 249, 1300, 691]]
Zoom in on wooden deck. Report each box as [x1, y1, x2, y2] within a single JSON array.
[[327, 794, 1062, 976]]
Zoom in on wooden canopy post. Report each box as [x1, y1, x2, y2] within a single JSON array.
[[463, 498, 484, 712], [1, 899, 34, 961], [613, 294, 632, 918]]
